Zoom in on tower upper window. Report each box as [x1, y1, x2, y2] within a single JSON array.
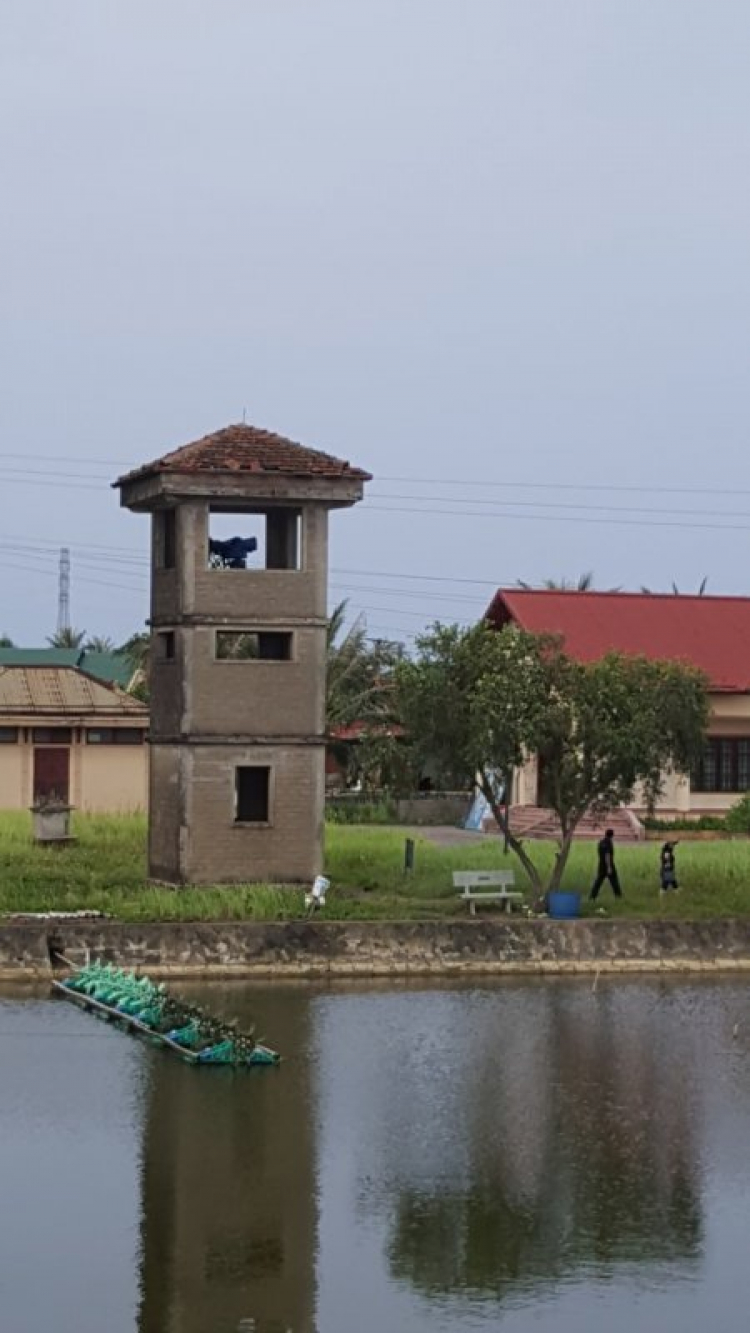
[[208, 507, 301, 571], [156, 509, 177, 569]]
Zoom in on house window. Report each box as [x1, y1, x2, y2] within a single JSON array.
[[235, 766, 270, 823], [158, 632, 176, 661], [0, 727, 18, 743], [86, 729, 145, 745], [32, 728, 72, 745], [692, 739, 750, 793], [215, 631, 293, 661]]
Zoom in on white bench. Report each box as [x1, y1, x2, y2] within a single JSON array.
[[453, 870, 523, 915]]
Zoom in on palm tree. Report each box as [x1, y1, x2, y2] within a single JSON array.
[[47, 627, 86, 649], [326, 601, 376, 731], [516, 572, 617, 592], [119, 632, 150, 700], [84, 635, 115, 653], [326, 603, 404, 728], [640, 578, 709, 596], [326, 601, 405, 789]]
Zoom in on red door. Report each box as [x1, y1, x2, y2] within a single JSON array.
[[33, 748, 70, 804]]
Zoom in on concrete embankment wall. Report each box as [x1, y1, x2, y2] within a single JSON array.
[[4, 917, 750, 982]]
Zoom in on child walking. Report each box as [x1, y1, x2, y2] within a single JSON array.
[[660, 841, 679, 893]]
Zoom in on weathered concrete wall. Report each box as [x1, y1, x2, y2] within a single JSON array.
[[186, 626, 324, 737], [144, 495, 331, 885], [149, 742, 325, 884], [6, 917, 750, 982]]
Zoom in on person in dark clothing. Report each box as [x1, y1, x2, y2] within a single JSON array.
[[590, 828, 622, 900], [660, 841, 679, 892]]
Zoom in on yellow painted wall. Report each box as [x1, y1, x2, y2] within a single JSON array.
[[0, 739, 147, 812], [0, 745, 24, 809], [79, 745, 148, 813], [513, 690, 750, 816]]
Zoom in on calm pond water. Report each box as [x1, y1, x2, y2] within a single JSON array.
[[2, 975, 750, 1333]]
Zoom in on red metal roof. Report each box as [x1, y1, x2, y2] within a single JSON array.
[[116, 423, 371, 485], [486, 589, 750, 692], [329, 722, 404, 741]]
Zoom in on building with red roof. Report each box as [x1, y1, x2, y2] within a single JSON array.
[[486, 589, 750, 817]]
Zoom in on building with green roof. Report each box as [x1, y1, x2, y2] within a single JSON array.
[[0, 648, 135, 690]]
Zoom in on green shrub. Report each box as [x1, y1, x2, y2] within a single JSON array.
[[726, 795, 750, 834], [325, 799, 398, 825], [643, 814, 727, 831]]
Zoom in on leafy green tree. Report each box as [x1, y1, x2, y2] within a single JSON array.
[[0, 634, 14, 647], [47, 627, 86, 649], [397, 622, 709, 893]]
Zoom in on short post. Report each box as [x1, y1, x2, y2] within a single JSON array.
[[404, 838, 415, 874]]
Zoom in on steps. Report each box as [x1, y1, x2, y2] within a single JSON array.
[[483, 806, 643, 843]]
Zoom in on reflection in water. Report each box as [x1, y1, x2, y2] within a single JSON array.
[[137, 986, 317, 1333], [313, 981, 734, 1330], [0, 989, 143, 1333], [5, 978, 750, 1333], [386, 986, 702, 1301]]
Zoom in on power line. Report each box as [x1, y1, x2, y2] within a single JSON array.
[[0, 475, 105, 492], [1, 452, 749, 498], [364, 503, 750, 534], [0, 453, 124, 465], [0, 560, 148, 596], [330, 580, 484, 605], [332, 566, 501, 587], [377, 473, 750, 498], [374, 491, 750, 522]]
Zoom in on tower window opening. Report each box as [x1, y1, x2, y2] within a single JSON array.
[[235, 766, 271, 823], [158, 509, 176, 569], [208, 508, 301, 571], [216, 631, 293, 661]]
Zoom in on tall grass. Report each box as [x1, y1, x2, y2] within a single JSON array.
[[0, 812, 748, 921]]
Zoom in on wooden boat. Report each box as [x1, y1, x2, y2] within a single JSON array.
[[51, 965, 280, 1067]]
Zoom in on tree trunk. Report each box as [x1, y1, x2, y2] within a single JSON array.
[[482, 777, 543, 893], [547, 829, 576, 893]]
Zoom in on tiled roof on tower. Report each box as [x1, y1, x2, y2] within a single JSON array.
[[116, 423, 372, 486]]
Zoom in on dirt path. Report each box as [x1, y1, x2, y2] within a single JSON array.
[[407, 825, 495, 848]]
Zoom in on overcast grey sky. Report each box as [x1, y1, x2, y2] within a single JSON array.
[[1, 0, 749, 646]]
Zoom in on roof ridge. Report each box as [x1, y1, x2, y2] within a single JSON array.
[[500, 588, 750, 603]]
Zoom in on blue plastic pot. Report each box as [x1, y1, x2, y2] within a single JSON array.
[[547, 891, 581, 919]]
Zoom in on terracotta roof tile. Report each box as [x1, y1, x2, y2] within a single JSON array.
[[487, 589, 750, 692], [116, 423, 371, 486]]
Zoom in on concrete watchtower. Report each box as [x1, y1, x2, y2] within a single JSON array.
[[116, 423, 370, 885]]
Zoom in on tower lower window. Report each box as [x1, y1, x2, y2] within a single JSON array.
[[216, 631, 293, 661], [235, 766, 271, 823]]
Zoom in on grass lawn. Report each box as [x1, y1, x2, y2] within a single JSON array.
[[0, 812, 748, 922]]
